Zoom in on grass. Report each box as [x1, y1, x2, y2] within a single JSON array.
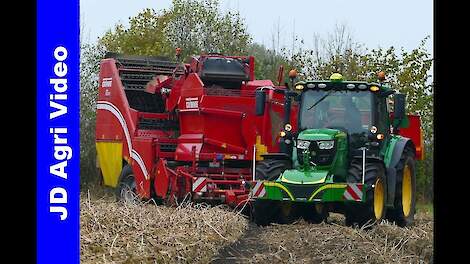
[[416, 201, 433, 214]]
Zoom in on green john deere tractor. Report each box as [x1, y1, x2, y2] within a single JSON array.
[[252, 72, 420, 227]]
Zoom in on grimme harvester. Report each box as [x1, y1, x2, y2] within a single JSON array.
[[95, 52, 295, 208], [251, 72, 424, 227]]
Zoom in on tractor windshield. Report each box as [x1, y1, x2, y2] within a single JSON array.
[[299, 89, 372, 135]]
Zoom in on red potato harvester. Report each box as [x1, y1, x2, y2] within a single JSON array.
[[95, 51, 298, 210]]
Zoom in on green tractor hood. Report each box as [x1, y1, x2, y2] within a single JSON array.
[[279, 128, 347, 185], [297, 128, 341, 141]]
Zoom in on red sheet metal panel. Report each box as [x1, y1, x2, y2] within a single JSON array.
[[398, 114, 424, 160]]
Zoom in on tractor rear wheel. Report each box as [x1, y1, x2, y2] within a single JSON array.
[[386, 148, 416, 227], [345, 161, 387, 227], [116, 165, 137, 203]]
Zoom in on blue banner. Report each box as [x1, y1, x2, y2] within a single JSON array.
[[37, 0, 80, 263]]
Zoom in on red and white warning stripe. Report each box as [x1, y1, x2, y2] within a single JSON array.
[[192, 177, 208, 192], [343, 184, 363, 201], [251, 181, 266, 198]]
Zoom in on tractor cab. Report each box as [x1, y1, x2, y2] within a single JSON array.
[[290, 74, 398, 176]]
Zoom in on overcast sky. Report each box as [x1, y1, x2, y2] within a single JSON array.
[[80, 0, 433, 55]]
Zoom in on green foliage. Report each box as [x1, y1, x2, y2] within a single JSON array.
[[99, 0, 251, 59], [246, 43, 294, 84], [99, 8, 173, 56], [80, 42, 106, 185]]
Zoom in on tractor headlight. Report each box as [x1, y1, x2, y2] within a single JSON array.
[[284, 123, 292, 131], [296, 140, 311, 149], [317, 140, 334, 150]]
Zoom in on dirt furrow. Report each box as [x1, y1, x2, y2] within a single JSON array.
[[212, 213, 433, 264]]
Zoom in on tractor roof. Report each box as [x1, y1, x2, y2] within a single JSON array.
[[294, 79, 394, 96]]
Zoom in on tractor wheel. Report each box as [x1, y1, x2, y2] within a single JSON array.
[[255, 159, 289, 181], [276, 201, 300, 224], [252, 159, 290, 225], [299, 203, 329, 224], [116, 165, 137, 203], [345, 161, 387, 227], [386, 148, 416, 227], [253, 199, 279, 226]]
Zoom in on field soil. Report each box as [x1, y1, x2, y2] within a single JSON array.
[[81, 188, 433, 264], [212, 213, 433, 263]]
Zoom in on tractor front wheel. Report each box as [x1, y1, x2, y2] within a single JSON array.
[[252, 159, 290, 225], [345, 161, 387, 227], [253, 200, 279, 226], [299, 203, 329, 224]]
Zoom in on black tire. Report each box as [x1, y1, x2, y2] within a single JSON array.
[[97, 169, 104, 185], [255, 159, 289, 181], [276, 201, 300, 224], [252, 159, 289, 225], [386, 147, 416, 227], [298, 203, 329, 224], [345, 160, 387, 227], [253, 200, 279, 226], [116, 165, 137, 202]]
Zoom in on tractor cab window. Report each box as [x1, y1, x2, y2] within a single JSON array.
[[299, 89, 372, 135]]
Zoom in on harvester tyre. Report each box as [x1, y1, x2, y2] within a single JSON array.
[[116, 165, 137, 203], [386, 148, 416, 227], [345, 161, 387, 227]]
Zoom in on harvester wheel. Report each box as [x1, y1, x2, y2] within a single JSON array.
[[116, 165, 137, 203], [386, 148, 416, 227], [345, 161, 387, 227], [255, 159, 289, 181]]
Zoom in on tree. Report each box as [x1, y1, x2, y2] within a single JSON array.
[[99, 0, 251, 60], [99, 8, 173, 57], [80, 42, 106, 185], [246, 43, 294, 84]]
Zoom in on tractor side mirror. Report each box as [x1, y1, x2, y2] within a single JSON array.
[[394, 94, 406, 120], [392, 93, 406, 132], [255, 89, 266, 116]]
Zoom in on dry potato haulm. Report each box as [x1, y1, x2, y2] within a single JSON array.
[[49, 46, 72, 221]]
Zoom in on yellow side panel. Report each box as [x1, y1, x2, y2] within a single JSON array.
[[96, 142, 123, 187], [255, 135, 267, 161]]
